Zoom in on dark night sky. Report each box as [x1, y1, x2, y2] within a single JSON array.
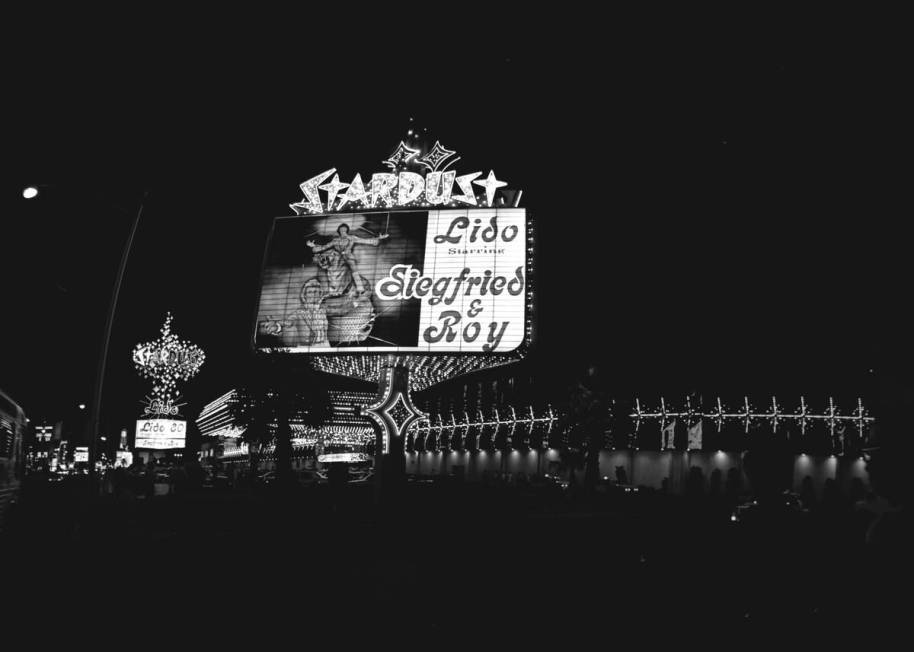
[[2, 19, 900, 430]]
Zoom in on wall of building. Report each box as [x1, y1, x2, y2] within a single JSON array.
[[403, 449, 869, 494]]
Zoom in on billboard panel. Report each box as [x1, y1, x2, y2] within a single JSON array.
[[254, 208, 528, 354], [135, 419, 186, 450]]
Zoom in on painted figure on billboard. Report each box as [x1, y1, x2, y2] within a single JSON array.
[[275, 279, 330, 347], [306, 223, 390, 296]]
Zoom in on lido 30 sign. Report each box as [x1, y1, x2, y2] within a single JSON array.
[[135, 419, 187, 450]]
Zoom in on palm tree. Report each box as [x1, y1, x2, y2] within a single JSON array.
[[228, 352, 328, 486], [562, 365, 612, 487], [228, 361, 274, 480]]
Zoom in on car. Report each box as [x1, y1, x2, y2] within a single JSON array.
[[202, 472, 231, 489], [295, 470, 325, 485], [153, 472, 172, 496], [730, 491, 802, 523], [348, 470, 374, 484]]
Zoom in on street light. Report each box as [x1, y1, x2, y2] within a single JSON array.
[[24, 184, 148, 494]]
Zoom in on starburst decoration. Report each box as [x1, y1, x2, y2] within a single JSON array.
[[416, 141, 458, 172], [382, 141, 420, 170], [318, 173, 350, 212], [473, 170, 508, 206], [386, 395, 413, 433], [363, 363, 427, 454]]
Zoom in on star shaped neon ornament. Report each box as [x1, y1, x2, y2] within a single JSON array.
[[473, 170, 508, 206]]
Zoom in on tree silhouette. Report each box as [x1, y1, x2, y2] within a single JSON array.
[[228, 352, 329, 485], [561, 365, 612, 486]]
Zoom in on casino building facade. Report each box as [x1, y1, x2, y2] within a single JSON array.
[[196, 387, 376, 473]]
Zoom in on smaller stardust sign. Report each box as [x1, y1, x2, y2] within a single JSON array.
[[135, 419, 187, 450]]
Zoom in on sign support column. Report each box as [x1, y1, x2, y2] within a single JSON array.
[[363, 356, 427, 494]]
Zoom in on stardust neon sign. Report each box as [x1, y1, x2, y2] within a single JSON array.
[[133, 313, 205, 413], [289, 141, 509, 215]]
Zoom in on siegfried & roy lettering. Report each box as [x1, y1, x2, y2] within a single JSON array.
[[374, 214, 525, 353]]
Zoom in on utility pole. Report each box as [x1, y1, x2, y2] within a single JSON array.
[[87, 193, 148, 493]]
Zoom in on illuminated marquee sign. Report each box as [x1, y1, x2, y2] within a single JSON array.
[[74, 446, 89, 462], [255, 208, 528, 354], [135, 419, 187, 450], [289, 141, 509, 215]]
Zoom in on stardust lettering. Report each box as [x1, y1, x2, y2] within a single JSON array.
[[375, 265, 525, 306], [290, 167, 509, 213]]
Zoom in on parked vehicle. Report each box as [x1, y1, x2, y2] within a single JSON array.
[[0, 388, 26, 530]]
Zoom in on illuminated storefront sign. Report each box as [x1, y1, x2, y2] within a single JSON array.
[[74, 446, 89, 462], [255, 208, 528, 354], [135, 419, 186, 450], [317, 452, 371, 464]]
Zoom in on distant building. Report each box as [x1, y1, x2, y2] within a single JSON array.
[[196, 390, 241, 439], [34, 424, 54, 443], [26, 423, 59, 471]]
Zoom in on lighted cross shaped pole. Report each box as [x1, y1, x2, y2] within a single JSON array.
[[619, 395, 873, 454], [825, 396, 839, 449], [797, 396, 809, 436], [630, 398, 644, 449], [411, 404, 557, 450], [768, 396, 782, 434], [740, 396, 752, 433], [713, 397, 725, 431], [547, 405, 557, 431], [854, 398, 868, 434]]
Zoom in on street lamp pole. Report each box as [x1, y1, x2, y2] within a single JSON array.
[[87, 192, 148, 492]]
